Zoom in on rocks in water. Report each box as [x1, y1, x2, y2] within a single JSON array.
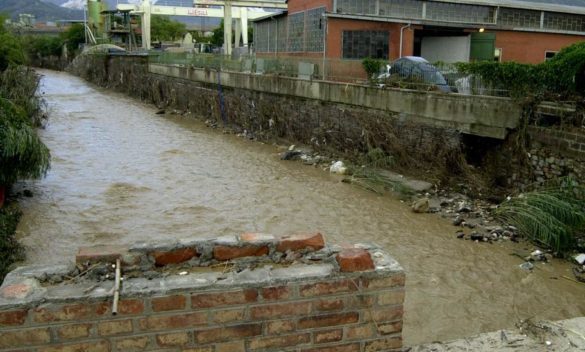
[[281, 150, 302, 161], [155, 109, 165, 115], [457, 201, 472, 213], [456, 232, 465, 239], [470, 232, 485, 241], [23, 189, 33, 197], [452, 216, 464, 226], [412, 198, 430, 213]]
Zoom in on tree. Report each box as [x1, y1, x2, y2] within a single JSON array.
[[0, 19, 26, 71], [61, 23, 85, 52], [210, 20, 254, 47], [151, 15, 187, 41]]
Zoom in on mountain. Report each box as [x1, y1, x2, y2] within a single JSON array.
[[0, 0, 84, 22]]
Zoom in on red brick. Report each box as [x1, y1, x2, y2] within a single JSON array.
[[248, 333, 311, 350], [139, 312, 207, 331], [0, 309, 27, 326], [378, 321, 403, 335], [152, 247, 198, 266], [194, 324, 262, 343], [34, 304, 97, 323], [298, 312, 359, 329], [363, 306, 403, 323], [152, 295, 187, 312], [156, 332, 191, 347], [76, 245, 128, 265], [261, 286, 292, 300], [364, 337, 402, 351], [250, 301, 311, 319], [191, 289, 257, 308], [114, 336, 150, 351], [336, 248, 375, 272], [0, 328, 50, 348], [377, 290, 405, 306], [216, 341, 246, 352], [266, 320, 296, 334], [98, 319, 133, 336], [211, 308, 245, 324], [314, 329, 343, 343], [315, 298, 344, 311], [118, 299, 145, 315], [56, 323, 92, 340], [300, 280, 357, 297], [345, 324, 374, 340], [38, 341, 110, 352], [213, 245, 269, 260], [346, 294, 375, 308], [277, 232, 325, 252], [302, 343, 361, 352], [361, 274, 405, 290]]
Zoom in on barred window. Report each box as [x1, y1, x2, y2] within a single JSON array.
[[544, 12, 585, 32], [254, 21, 270, 52], [426, 2, 495, 24], [288, 12, 305, 52], [306, 7, 325, 52], [379, 0, 423, 18], [277, 16, 288, 52], [337, 0, 376, 15], [498, 8, 541, 29], [342, 30, 389, 59]]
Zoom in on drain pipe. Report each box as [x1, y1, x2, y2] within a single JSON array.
[[399, 23, 411, 58]]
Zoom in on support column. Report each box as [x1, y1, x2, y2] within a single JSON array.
[[235, 18, 242, 48], [242, 8, 249, 47], [142, 0, 151, 50], [224, 2, 233, 56]]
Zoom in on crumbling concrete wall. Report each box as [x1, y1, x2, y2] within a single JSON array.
[[0, 232, 405, 352]]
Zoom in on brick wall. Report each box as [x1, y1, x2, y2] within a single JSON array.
[[0, 233, 405, 352]]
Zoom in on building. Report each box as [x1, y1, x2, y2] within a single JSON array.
[[252, 0, 585, 67]]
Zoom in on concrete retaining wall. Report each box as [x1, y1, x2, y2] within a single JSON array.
[[0, 233, 405, 352], [148, 64, 521, 140]]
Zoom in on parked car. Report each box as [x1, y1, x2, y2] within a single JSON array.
[[377, 56, 451, 93]]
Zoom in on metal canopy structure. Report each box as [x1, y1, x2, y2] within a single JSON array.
[[117, 0, 286, 54]]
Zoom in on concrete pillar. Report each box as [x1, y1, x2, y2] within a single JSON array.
[[142, 0, 151, 50], [242, 8, 249, 47], [235, 18, 242, 48], [224, 2, 232, 56]]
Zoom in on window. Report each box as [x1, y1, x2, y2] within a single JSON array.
[[337, 0, 376, 15], [545, 51, 558, 61], [306, 7, 326, 52], [544, 12, 585, 32], [342, 30, 389, 59], [426, 2, 495, 24], [498, 8, 541, 29], [288, 12, 305, 52], [379, 0, 422, 18]]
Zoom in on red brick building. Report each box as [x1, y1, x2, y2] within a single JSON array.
[[253, 0, 585, 64]]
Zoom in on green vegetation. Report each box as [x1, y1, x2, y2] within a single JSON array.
[[24, 23, 86, 61], [494, 177, 585, 254], [456, 42, 585, 99], [0, 17, 51, 281], [361, 57, 385, 79], [0, 204, 23, 280], [151, 15, 187, 41], [210, 20, 254, 47]]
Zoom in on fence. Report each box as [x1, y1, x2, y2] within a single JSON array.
[[150, 52, 510, 96]]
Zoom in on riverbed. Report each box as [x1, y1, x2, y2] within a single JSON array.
[[14, 69, 585, 346]]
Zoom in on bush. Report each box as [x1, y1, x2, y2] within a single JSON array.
[[0, 21, 26, 71], [362, 57, 385, 79], [0, 203, 23, 282]]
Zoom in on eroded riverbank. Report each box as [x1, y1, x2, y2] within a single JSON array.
[[13, 69, 585, 346]]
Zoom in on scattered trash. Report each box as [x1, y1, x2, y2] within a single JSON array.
[[456, 232, 465, 239], [329, 161, 347, 174], [575, 253, 585, 265], [179, 271, 188, 276], [519, 262, 534, 271]]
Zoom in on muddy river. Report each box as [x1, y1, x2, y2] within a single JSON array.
[[14, 69, 585, 346]]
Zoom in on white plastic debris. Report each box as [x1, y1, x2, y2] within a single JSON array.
[[329, 161, 347, 175], [545, 341, 552, 346], [519, 262, 534, 271], [179, 271, 188, 276], [288, 144, 296, 151], [575, 253, 585, 265]]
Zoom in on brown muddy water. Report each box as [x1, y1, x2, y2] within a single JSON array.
[[14, 69, 585, 346]]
